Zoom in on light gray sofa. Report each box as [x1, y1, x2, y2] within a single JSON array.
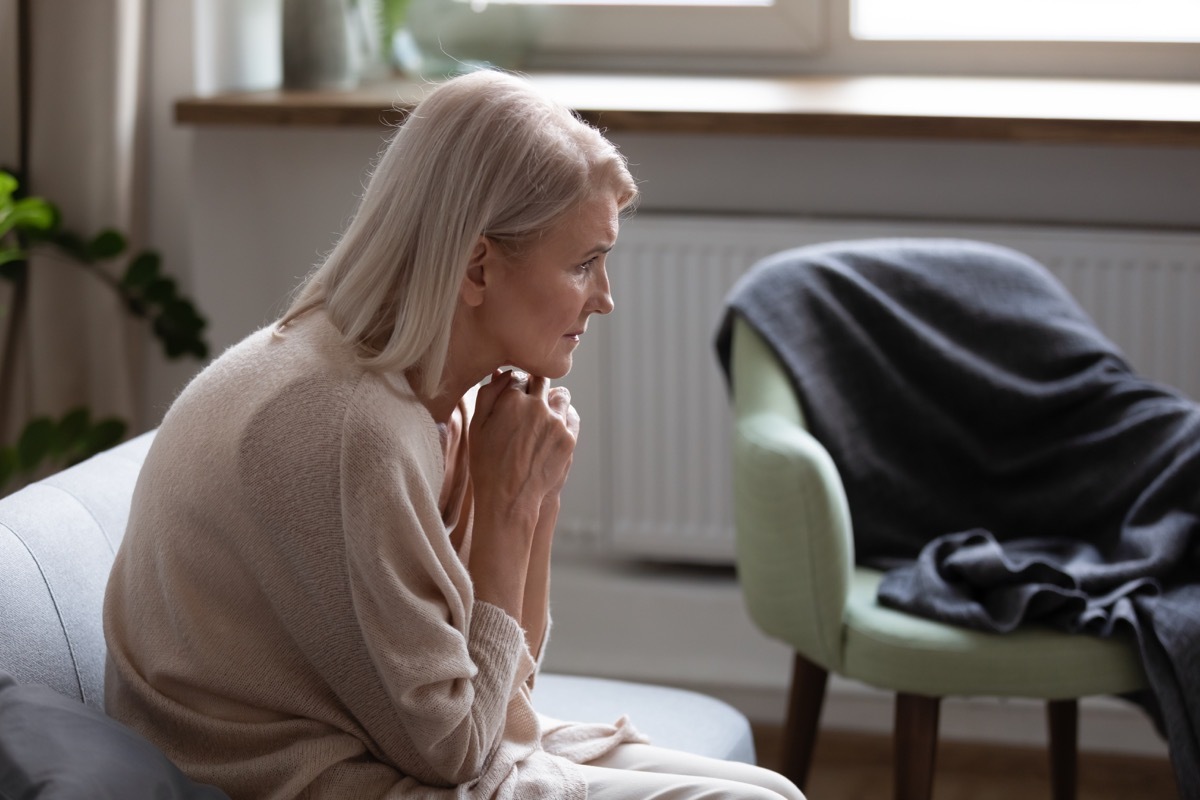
[[0, 430, 754, 793]]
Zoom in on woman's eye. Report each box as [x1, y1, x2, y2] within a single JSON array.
[[577, 256, 599, 272]]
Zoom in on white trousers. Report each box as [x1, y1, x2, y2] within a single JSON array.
[[579, 743, 806, 800]]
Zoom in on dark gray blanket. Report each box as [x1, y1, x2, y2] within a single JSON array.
[[714, 239, 1200, 797]]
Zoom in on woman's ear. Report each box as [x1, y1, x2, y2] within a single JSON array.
[[460, 236, 493, 307]]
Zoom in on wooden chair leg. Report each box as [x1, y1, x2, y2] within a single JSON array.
[[894, 692, 940, 800], [781, 652, 828, 790], [1047, 699, 1079, 800]]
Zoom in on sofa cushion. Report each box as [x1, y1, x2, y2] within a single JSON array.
[[534, 674, 757, 764], [0, 671, 229, 800]]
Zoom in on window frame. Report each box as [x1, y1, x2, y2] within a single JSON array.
[[486, 0, 823, 58], [520, 0, 1200, 81]]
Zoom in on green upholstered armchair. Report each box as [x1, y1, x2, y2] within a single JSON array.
[[727, 314, 1148, 800]]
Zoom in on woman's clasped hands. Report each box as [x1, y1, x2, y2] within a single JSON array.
[[470, 368, 580, 520], [465, 368, 579, 621]]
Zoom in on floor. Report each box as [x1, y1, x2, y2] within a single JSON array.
[[751, 726, 1180, 800]]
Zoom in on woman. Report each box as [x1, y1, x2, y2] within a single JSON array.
[[104, 70, 803, 800]]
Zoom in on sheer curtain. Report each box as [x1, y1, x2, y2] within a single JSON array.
[[2, 0, 148, 444]]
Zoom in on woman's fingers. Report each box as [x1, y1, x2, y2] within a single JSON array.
[[546, 385, 569, 411], [508, 370, 530, 395], [526, 376, 571, 424], [473, 369, 511, 422], [546, 386, 577, 435], [469, 371, 582, 505]]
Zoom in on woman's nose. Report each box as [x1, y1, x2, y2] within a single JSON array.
[[593, 265, 615, 315]]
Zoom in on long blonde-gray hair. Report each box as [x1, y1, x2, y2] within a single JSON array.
[[281, 70, 638, 396]]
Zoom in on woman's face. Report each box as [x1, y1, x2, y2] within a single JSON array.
[[484, 191, 620, 379]]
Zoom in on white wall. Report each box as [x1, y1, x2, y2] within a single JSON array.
[[151, 3, 1192, 757]]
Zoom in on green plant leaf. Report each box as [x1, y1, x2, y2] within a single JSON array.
[[45, 229, 90, 261], [0, 197, 58, 239], [0, 246, 24, 268], [0, 171, 17, 200], [88, 229, 126, 260], [81, 418, 126, 458], [152, 301, 209, 361], [122, 252, 161, 289], [16, 417, 55, 471], [0, 261, 27, 283], [53, 407, 91, 457], [162, 298, 206, 334], [153, 316, 185, 359], [0, 445, 16, 491], [144, 276, 176, 304]]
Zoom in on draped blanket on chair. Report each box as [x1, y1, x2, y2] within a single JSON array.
[[714, 239, 1200, 797]]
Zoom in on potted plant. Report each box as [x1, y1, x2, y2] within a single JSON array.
[[0, 169, 209, 493]]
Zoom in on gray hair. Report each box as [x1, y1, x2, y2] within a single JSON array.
[[281, 70, 638, 396]]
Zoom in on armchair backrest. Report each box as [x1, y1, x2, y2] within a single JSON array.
[[729, 316, 854, 672]]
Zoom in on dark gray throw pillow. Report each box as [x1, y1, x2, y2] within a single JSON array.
[[0, 671, 229, 800]]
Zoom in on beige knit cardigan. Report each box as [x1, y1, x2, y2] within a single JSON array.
[[103, 311, 641, 800]]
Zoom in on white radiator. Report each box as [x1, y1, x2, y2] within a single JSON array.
[[558, 214, 1200, 563]]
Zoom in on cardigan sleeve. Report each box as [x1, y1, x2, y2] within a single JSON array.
[[336, 388, 536, 786]]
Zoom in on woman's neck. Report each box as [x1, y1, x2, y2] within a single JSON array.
[[414, 312, 498, 423], [408, 365, 484, 425]]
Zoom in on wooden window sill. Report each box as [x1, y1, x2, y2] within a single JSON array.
[[174, 72, 1200, 147]]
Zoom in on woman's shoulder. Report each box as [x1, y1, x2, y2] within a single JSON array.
[[153, 312, 370, 454], [341, 369, 442, 474], [157, 309, 441, 478]]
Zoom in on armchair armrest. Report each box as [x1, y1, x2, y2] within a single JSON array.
[[729, 316, 854, 672]]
